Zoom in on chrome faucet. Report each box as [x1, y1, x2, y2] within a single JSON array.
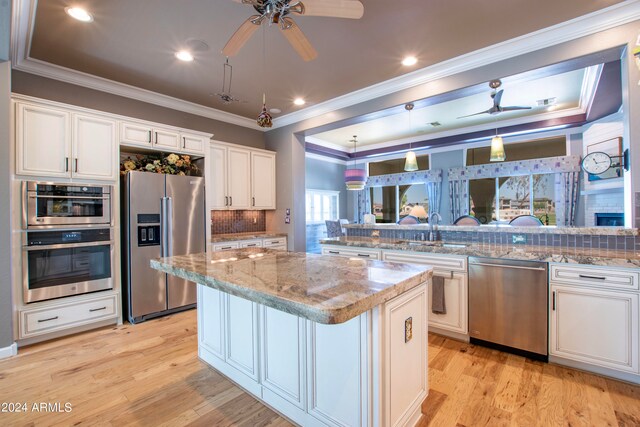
[[428, 212, 442, 241]]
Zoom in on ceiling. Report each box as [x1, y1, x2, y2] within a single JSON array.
[[26, 0, 624, 121], [310, 68, 591, 149]]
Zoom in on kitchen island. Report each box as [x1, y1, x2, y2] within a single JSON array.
[[151, 248, 433, 427]]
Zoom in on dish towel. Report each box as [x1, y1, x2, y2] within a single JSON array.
[[431, 275, 446, 314]]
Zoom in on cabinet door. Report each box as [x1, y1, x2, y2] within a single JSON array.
[[428, 271, 468, 334], [72, 114, 117, 181], [120, 121, 153, 147], [153, 127, 181, 151], [16, 103, 71, 178], [550, 285, 639, 373], [180, 133, 207, 155], [209, 146, 228, 209], [260, 306, 306, 409], [225, 294, 260, 381], [198, 285, 226, 361], [251, 151, 276, 209], [227, 147, 252, 209]]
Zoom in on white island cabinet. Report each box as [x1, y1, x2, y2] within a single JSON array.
[[153, 249, 432, 427]]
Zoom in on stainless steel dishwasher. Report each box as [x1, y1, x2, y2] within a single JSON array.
[[468, 256, 548, 360]]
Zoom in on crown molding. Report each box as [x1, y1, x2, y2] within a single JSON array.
[[272, 1, 640, 129], [305, 152, 348, 165], [10, 0, 261, 131]]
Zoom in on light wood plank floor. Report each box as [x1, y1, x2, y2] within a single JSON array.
[[0, 310, 638, 426]]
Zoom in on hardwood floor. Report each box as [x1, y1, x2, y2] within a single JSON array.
[[0, 310, 638, 426]]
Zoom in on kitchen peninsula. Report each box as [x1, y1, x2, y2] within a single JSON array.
[[151, 248, 433, 427]]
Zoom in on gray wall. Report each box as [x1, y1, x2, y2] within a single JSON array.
[[305, 157, 348, 218], [11, 71, 266, 149], [431, 150, 465, 224], [0, 0, 13, 350]]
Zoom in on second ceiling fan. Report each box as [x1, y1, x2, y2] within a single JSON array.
[[223, 0, 364, 61]]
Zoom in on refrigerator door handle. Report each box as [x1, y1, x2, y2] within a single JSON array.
[[160, 197, 168, 257], [166, 197, 173, 257]]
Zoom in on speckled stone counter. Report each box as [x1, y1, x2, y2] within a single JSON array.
[[151, 248, 432, 324], [211, 232, 288, 243], [344, 224, 638, 236], [320, 236, 640, 269]]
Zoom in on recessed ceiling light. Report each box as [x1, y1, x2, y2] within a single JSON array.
[[175, 50, 194, 62], [293, 98, 306, 106], [402, 56, 417, 66], [65, 7, 93, 22], [269, 108, 282, 114]]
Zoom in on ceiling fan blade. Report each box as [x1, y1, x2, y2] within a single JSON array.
[[457, 110, 490, 119], [280, 20, 318, 61], [298, 0, 364, 19], [500, 106, 532, 112], [222, 17, 260, 57], [492, 89, 504, 108]]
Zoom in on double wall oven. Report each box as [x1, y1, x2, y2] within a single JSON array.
[[22, 182, 115, 303]]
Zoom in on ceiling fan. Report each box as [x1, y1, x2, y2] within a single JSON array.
[[223, 0, 365, 62], [457, 80, 532, 119]]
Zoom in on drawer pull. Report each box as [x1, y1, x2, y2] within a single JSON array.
[[38, 316, 59, 323], [357, 254, 370, 258], [552, 291, 556, 311], [578, 274, 606, 281], [89, 306, 107, 312], [271, 241, 280, 244], [221, 246, 232, 250], [246, 244, 257, 247], [328, 250, 339, 254]]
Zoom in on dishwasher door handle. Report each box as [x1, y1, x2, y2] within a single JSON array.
[[470, 262, 546, 272]]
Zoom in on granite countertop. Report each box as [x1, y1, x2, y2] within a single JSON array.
[[211, 232, 288, 243], [320, 237, 640, 268], [151, 248, 432, 324], [344, 224, 638, 236]]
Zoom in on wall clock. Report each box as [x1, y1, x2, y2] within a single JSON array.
[[581, 151, 612, 175]]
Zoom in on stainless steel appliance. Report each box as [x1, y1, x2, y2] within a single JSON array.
[[122, 171, 205, 323], [468, 256, 548, 360], [22, 228, 115, 303], [23, 182, 112, 228]]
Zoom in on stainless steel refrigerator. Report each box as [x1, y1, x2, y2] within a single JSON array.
[[122, 171, 205, 323]]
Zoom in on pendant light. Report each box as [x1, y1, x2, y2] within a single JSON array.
[[257, 27, 273, 128], [489, 127, 506, 162], [345, 135, 366, 191], [404, 103, 418, 171]]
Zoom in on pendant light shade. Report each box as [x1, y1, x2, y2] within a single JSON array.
[[490, 135, 506, 162], [345, 135, 367, 191], [404, 150, 418, 171]]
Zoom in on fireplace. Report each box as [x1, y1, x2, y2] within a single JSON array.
[[595, 213, 624, 226]]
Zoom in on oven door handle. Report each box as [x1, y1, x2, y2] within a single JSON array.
[[24, 240, 114, 251], [27, 195, 110, 200]]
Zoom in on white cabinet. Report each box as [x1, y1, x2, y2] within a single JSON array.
[[321, 245, 381, 260], [16, 102, 117, 181], [120, 121, 180, 151], [211, 237, 287, 252], [240, 240, 263, 248], [251, 151, 276, 209], [225, 294, 260, 381], [198, 286, 226, 361], [550, 283, 639, 374], [72, 114, 118, 181], [180, 132, 208, 155], [211, 242, 239, 252], [209, 142, 276, 210]]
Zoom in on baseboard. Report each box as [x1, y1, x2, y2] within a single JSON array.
[[0, 343, 17, 359]]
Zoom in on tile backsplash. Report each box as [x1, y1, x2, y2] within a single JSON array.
[[211, 210, 266, 235]]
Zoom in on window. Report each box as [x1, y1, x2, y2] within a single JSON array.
[[305, 190, 340, 224], [371, 183, 429, 223], [468, 174, 556, 225], [369, 155, 429, 176], [466, 136, 566, 166]]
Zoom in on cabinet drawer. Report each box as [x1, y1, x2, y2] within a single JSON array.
[[382, 251, 467, 272], [550, 264, 639, 291], [212, 242, 239, 252], [240, 240, 263, 248], [321, 246, 380, 260], [263, 237, 287, 248], [21, 294, 117, 338], [180, 133, 206, 154]]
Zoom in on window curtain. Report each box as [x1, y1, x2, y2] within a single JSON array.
[[449, 179, 469, 221], [426, 181, 441, 218], [356, 189, 371, 223], [555, 171, 580, 226]]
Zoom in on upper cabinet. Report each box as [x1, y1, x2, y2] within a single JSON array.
[[120, 121, 207, 155], [209, 142, 276, 210], [16, 101, 118, 181]]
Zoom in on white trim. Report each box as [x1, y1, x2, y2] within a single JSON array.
[[11, 0, 640, 132], [0, 343, 17, 359], [581, 64, 604, 118], [274, 1, 640, 129], [304, 152, 347, 165], [11, 0, 260, 131]]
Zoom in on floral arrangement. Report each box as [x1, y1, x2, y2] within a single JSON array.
[[120, 153, 199, 176]]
